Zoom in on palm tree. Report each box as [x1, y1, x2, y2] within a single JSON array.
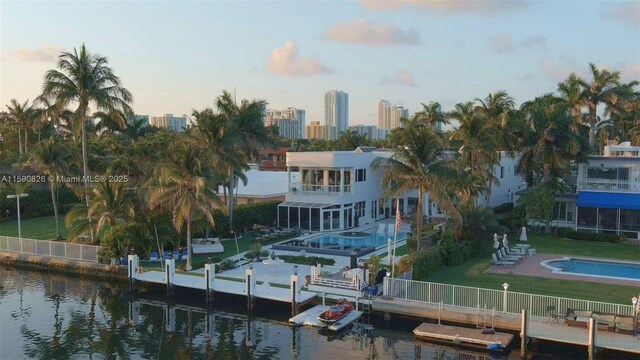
[[41, 44, 132, 242], [146, 139, 225, 270], [415, 101, 447, 130], [24, 138, 72, 239], [5, 99, 35, 156], [573, 63, 626, 148], [372, 117, 460, 250], [93, 110, 126, 136], [557, 73, 587, 130], [336, 128, 369, 150], [449, 101, 497, 205], [88, 179, 134, 236]]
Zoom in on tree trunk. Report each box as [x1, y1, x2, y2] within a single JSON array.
[[186, 212, 192, 271], [81, 117, 96, 243], [17, 125, 23, 155], [588, 106, 597, 148], [415, 190, 423, 252], [554, 200, 562, 235], [50, 181, 61, 240], [154, 222, 163, 257], [24, 129, 28, 153], [228, 167, 234, 229]]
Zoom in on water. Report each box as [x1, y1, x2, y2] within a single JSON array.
[[306, 232, 408, 249], [0, 266, 633, 360], [546, 258, 640, 281]]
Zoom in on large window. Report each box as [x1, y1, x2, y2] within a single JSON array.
[[552, 201, 574, 222], [577, 207, 597, 227], [356, 169, 367, 182], [355, 201, 365, 218], [327, 170, 341, 192], [598, 208, 618, 231]]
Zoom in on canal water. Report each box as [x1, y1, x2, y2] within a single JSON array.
[[0, 266, 632, 360]]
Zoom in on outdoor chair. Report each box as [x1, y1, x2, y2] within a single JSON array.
[[545, 305, 560, 323], [172, 250, 180, 260], [500, 248, 523, 263], [149, 251, 159, 261], [506, 246, 526, 256], [181, 249, 188, 258], [491, 253, 515, 267]]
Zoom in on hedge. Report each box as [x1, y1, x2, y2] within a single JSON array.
[[278, 255, 335, 266], [406, 238, 478, 281], [561, 228, 624, 243], [193, 201, 279, 238], [492, 202, 514, 215]]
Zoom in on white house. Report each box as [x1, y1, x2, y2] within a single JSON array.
[[278, 148, 526, 232]]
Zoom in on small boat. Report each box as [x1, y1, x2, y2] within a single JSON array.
[[317, 299, 353, 324]]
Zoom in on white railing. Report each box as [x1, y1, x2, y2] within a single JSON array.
[[0, 236, 100, 262], [289, 182, 352, 195], [578, 178, 639, 192], [384, 278, 634, 317], [311, 266, 364, 290]]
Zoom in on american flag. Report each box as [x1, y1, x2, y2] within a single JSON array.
[[395, 207, 402, 231]]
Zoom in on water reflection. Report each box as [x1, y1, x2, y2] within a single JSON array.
[[1, 267, 633, 360]]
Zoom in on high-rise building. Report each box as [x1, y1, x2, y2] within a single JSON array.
[[325, 90, 349, 134], [305, 120, 337, 140], [377, 99, 408, 130], [264, 108, 306, 139], [149, 113, 187, 132], [349, 125, 387, 140]]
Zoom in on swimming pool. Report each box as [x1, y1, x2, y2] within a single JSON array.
[[541, 257, 640, 282], [272, 230, 408, 257]]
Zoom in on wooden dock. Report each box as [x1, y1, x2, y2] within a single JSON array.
[[413, 323, 513, 349]]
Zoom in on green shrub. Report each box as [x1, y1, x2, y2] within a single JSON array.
[[561, 228, 623, 243], [192, 201, 280, 238], [408, 239, 479, 280], [243, 242, 269, 260], [278, 255, 335, 266], [492, 202, 514, 215]]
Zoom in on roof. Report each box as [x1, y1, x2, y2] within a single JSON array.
[[577, 191, 640, 210], [353, 146, 377, 153], [219, 170, 299, 198]]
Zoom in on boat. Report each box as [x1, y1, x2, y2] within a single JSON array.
[[192, 238, 224, 254], [317, 299, 353, 324]]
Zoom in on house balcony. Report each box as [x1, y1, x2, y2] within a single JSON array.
[[288, 182, 352, 195], [577, 178, 640, 193]]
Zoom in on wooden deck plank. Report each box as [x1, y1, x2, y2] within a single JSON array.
[[413, 323, 513, 348]]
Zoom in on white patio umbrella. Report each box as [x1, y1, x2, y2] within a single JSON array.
[[503, 233, 509, 249], [520, 226, 528, 242], [493, 233, 500, 249]]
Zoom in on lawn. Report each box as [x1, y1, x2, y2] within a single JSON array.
[[424, 233, 639, 304], [0, 216, 69, 240]]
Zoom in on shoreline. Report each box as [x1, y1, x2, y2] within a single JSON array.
[[0, 251, 128, 282]]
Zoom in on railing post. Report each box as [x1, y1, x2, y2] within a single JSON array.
[[49, 241, 52, 257], [452, 286, 456, 307]]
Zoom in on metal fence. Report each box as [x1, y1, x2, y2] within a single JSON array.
[[384, 278, 634, 317], [0, 236, 100, 262]]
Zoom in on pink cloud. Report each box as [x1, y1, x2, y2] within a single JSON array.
[[381, 69, 417, 87], [361, 0, 527, 15], [605, 2, 640, 26], [11, 46, 64, 62], [324, 18, 420, 46], [266, 41, 332, 77], [488, 34, 516, 53]]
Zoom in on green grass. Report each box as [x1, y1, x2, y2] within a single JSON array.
[[0, 216, 69, 240], [424, 233, 639, 304]]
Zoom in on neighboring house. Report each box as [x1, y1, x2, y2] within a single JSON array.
[[483, 152, 528, 208], [219, 170, 299, 205], [278, 148, 526, 232], [259, 147, 288, 172], [554, 142, 640, 238]]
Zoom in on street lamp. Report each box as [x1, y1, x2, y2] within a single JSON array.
[[502, 282, 510, 313], [7, 193, 28, 252]]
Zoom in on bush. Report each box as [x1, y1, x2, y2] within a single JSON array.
[[278, 255, 335, 266], [492, 202, 514, 215], [243, 242, 269, 260], [408, 238, 479, 280], [192, 201, 280, 238], [561, 228, 623, 243]]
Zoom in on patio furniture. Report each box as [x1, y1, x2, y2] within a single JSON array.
[[527, 248, 537, 256], [614, 316, 636, 335], [546, 305, 561, 324], [491, 253, 515, 267], [149, 251, 159, 261], [500, 248, 523, 263]]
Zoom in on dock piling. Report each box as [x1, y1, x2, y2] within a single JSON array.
[[588, 318, 597, 360], [204, 263, 215, 303], [246, 265, 254, 309], [165, 259, 175, 296], [290, 266, 299, 315], [520, 309, 528, 357]]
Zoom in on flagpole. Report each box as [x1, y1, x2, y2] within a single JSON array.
[[392, 198, 399, 278]]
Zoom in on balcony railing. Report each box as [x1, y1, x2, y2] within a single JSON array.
[[577, 178, 639, 192], [289, 182, 352, 195]]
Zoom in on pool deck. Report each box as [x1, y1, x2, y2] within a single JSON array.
[[486, 253, 639, 286]]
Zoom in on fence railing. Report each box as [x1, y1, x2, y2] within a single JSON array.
[[578, 178, 639, 192], [0, 236, 100, 262], [384, 278, 634, 317]]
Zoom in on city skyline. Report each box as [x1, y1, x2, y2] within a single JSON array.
[[1, 1, 638, 127]]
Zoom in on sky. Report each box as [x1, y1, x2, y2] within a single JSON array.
[[1, 0, 639, 127]]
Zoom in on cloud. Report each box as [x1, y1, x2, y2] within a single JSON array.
[[622, 62, 640, 82], [11, 46, 64, 62], [266, 41, 332, 77], [604, 2, 640, 26], [488, 34, 516, 53], [521, 35, 546, 49], [361, 0, 527, 15], [540, 57, 580, 82], [380, 69, 417, 87], [324, 18, 420, 46]]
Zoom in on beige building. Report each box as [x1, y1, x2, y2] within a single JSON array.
[[305, 120, 337, 140], [149, 113, 187, 132]]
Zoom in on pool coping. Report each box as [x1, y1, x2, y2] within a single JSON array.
[[540, 256, 640, 283]]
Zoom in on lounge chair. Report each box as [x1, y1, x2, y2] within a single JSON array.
[[377, 223, 386, 235], [387, 223, 395, 234], [506, 246, 526, 256], [500, 248, 523, 263], [172, 250, 180, 260], [491, 253, 515, 267], [149, 251, 159, 261]]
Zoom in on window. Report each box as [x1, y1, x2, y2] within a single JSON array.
[[500, 166, 504, 179], [371, 200, 377, 218], [354, 201, 365, 218], [356, 169, 367, 182]]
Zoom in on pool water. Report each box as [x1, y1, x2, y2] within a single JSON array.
[[306, 232, 408, 250], [546, 258, 640, 281]]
